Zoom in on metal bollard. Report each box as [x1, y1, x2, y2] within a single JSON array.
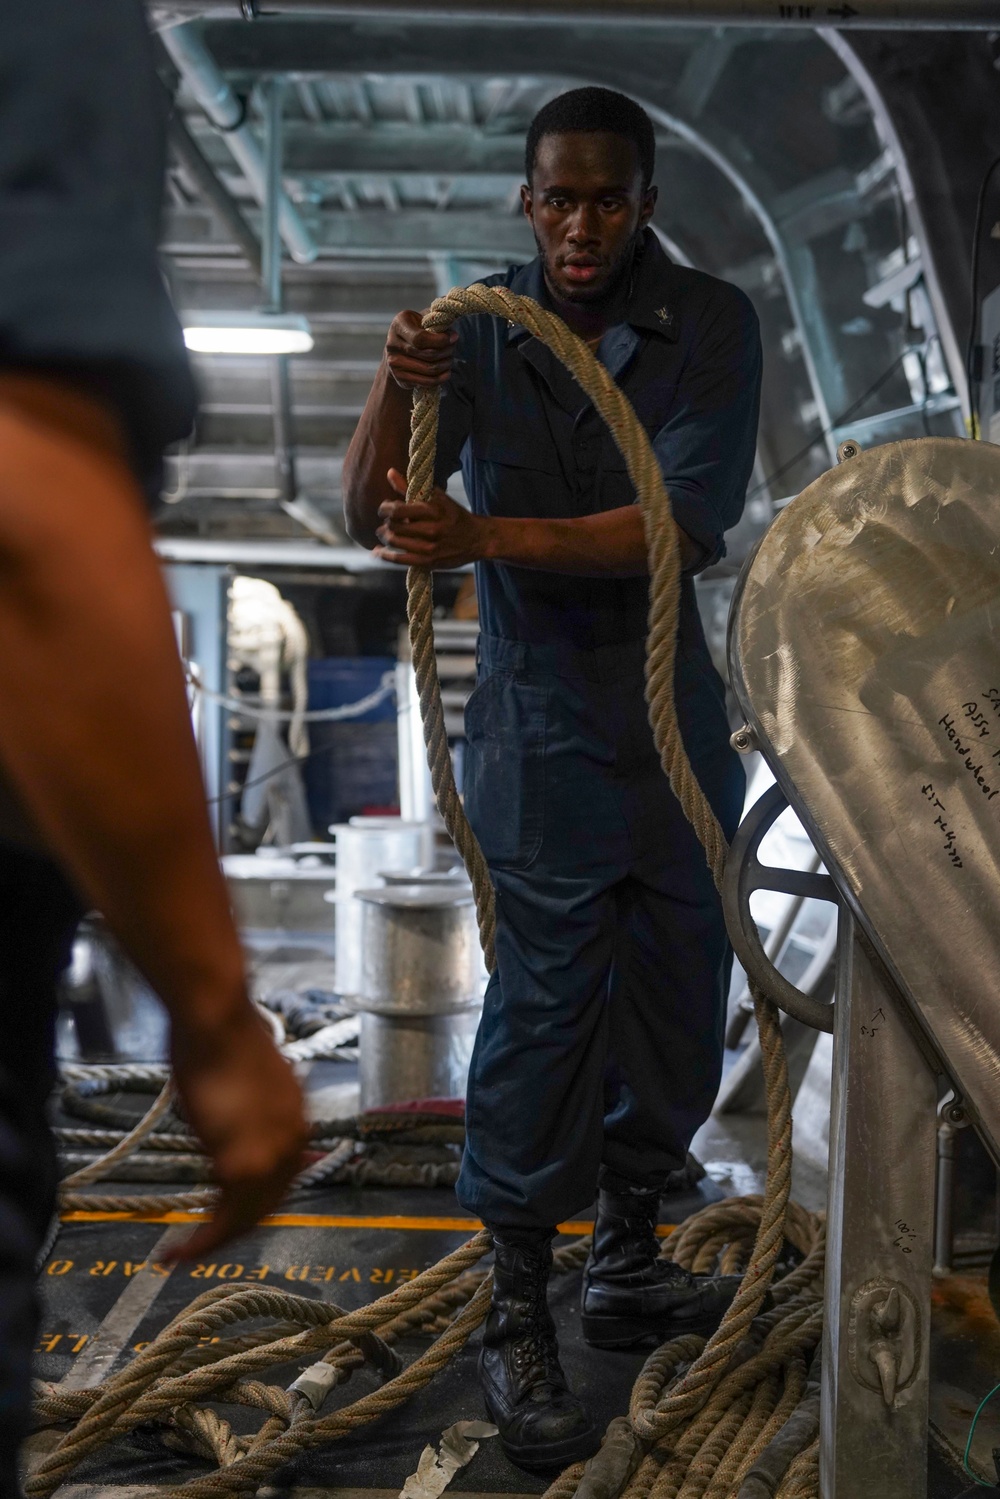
[[355, 884, 484, 1110], [328, 818, 433, 998], [358, 1012, 481, 1112]]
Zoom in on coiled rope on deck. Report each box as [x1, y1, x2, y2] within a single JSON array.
[[53, 1071, 467, 1205], [29, 1203, 821, 1499], [30, 288, 815, 1499]]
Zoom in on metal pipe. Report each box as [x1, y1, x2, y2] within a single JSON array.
[[261, 77, 284, 311], [160, 22, 317, 263], [152, 2, 1000, 29], [259, 77, 306, 525], [933, 1119, 957, 1276], [271, 357, 298, 509], [165, 105, 262, 276], [933, 1092, 969, 1277]]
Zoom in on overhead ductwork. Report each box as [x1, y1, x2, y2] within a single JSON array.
[[160, 22, 317, 263]]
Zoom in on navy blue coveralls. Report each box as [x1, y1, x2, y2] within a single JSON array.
[[0, 4, 196, 1488], [433, 231, 762, 1231]]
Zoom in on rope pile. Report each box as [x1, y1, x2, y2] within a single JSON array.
[[55, 1069, 465, 1208], [32, 288, 818, 1499], [542, 1204, 825, 1499], [29, 1208, 821, 1499]]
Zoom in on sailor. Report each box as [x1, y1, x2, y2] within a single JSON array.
[[344, 86, 761, 1469], [0, 5, 307, 1488]]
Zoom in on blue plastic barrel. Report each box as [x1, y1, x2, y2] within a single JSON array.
[[303, 657, 398, 831]]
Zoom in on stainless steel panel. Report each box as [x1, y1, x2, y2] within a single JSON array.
[[822, 917, 937, 1499], [358, 1009, 480, 1111], [357, 885, 482, 1016], [729, 436, 1000, 1161]]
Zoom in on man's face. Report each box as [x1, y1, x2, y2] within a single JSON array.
[[521, 131, 657, 305]]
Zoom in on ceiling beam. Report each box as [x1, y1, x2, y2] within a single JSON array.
[[163, 206, 536, 256], [162, 448, 471, 500], [157, 536, 387, 570], [166, 451, 346, 494], [185, 121, 688, 177]]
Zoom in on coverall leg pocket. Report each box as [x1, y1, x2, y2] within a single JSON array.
[[464, 672, 548, 870]]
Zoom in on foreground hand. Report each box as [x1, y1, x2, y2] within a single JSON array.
[[374, 468, 490, 569], [165, 1004, 308, 1260], [385, 310, 458, 390]]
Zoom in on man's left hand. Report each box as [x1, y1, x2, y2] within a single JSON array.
[[374, 468, 490, 569]]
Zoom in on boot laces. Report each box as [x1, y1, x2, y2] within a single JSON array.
[[510, 1325, 563, 1388], [633, 1215, 661, 1258], [510, 1260, 562, 1388], [616, 1207, 661, 1266]]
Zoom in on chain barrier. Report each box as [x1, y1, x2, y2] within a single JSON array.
[[185, 667, 396, 723]]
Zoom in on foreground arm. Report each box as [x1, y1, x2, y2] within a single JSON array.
[[0, 377, 307, 1258]]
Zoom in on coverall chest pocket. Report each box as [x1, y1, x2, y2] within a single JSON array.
[[463, 672, 548, 870]]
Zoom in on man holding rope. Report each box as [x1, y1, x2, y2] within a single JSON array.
[[344, 86, 761, 1470]]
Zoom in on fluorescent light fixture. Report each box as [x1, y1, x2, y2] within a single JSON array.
[[182, 310, 314, 355]]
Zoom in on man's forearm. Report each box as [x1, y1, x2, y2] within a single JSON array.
[[0, 382, 248, 1032], [375, 480, 709, 575], [478, 505, 703, 576], [342, 362, 412, 548]]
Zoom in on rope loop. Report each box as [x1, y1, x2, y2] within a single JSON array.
[[403, 285, 729, 971]]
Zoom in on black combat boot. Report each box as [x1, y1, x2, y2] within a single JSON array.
[[480, 1229, 599, 1471], [581, 1186, 744, 1349]]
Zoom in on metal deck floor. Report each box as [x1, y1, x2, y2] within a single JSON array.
[[32, 1181, 716, 1495], [40, 1022, 988, 1497], [29, 1177, 988, 1498]]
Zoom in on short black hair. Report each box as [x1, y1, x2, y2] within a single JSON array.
[[525, 87, 655, 188]]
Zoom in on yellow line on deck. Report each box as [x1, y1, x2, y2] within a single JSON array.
[[60, 1209, 675, 1235]]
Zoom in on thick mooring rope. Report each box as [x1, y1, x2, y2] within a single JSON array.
[[53, 1018, 376, 1214], [30, 289, 814, 1499], [29, 1203, 821, 1499], [54, 1075, 466, 1205]]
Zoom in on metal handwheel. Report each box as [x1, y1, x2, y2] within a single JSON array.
[[722, 782, 840, 1034]]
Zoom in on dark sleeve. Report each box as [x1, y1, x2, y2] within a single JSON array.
[[432, 318, 476, 487], [652, 286, 762, 569], [0, 0, 197, 488]]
